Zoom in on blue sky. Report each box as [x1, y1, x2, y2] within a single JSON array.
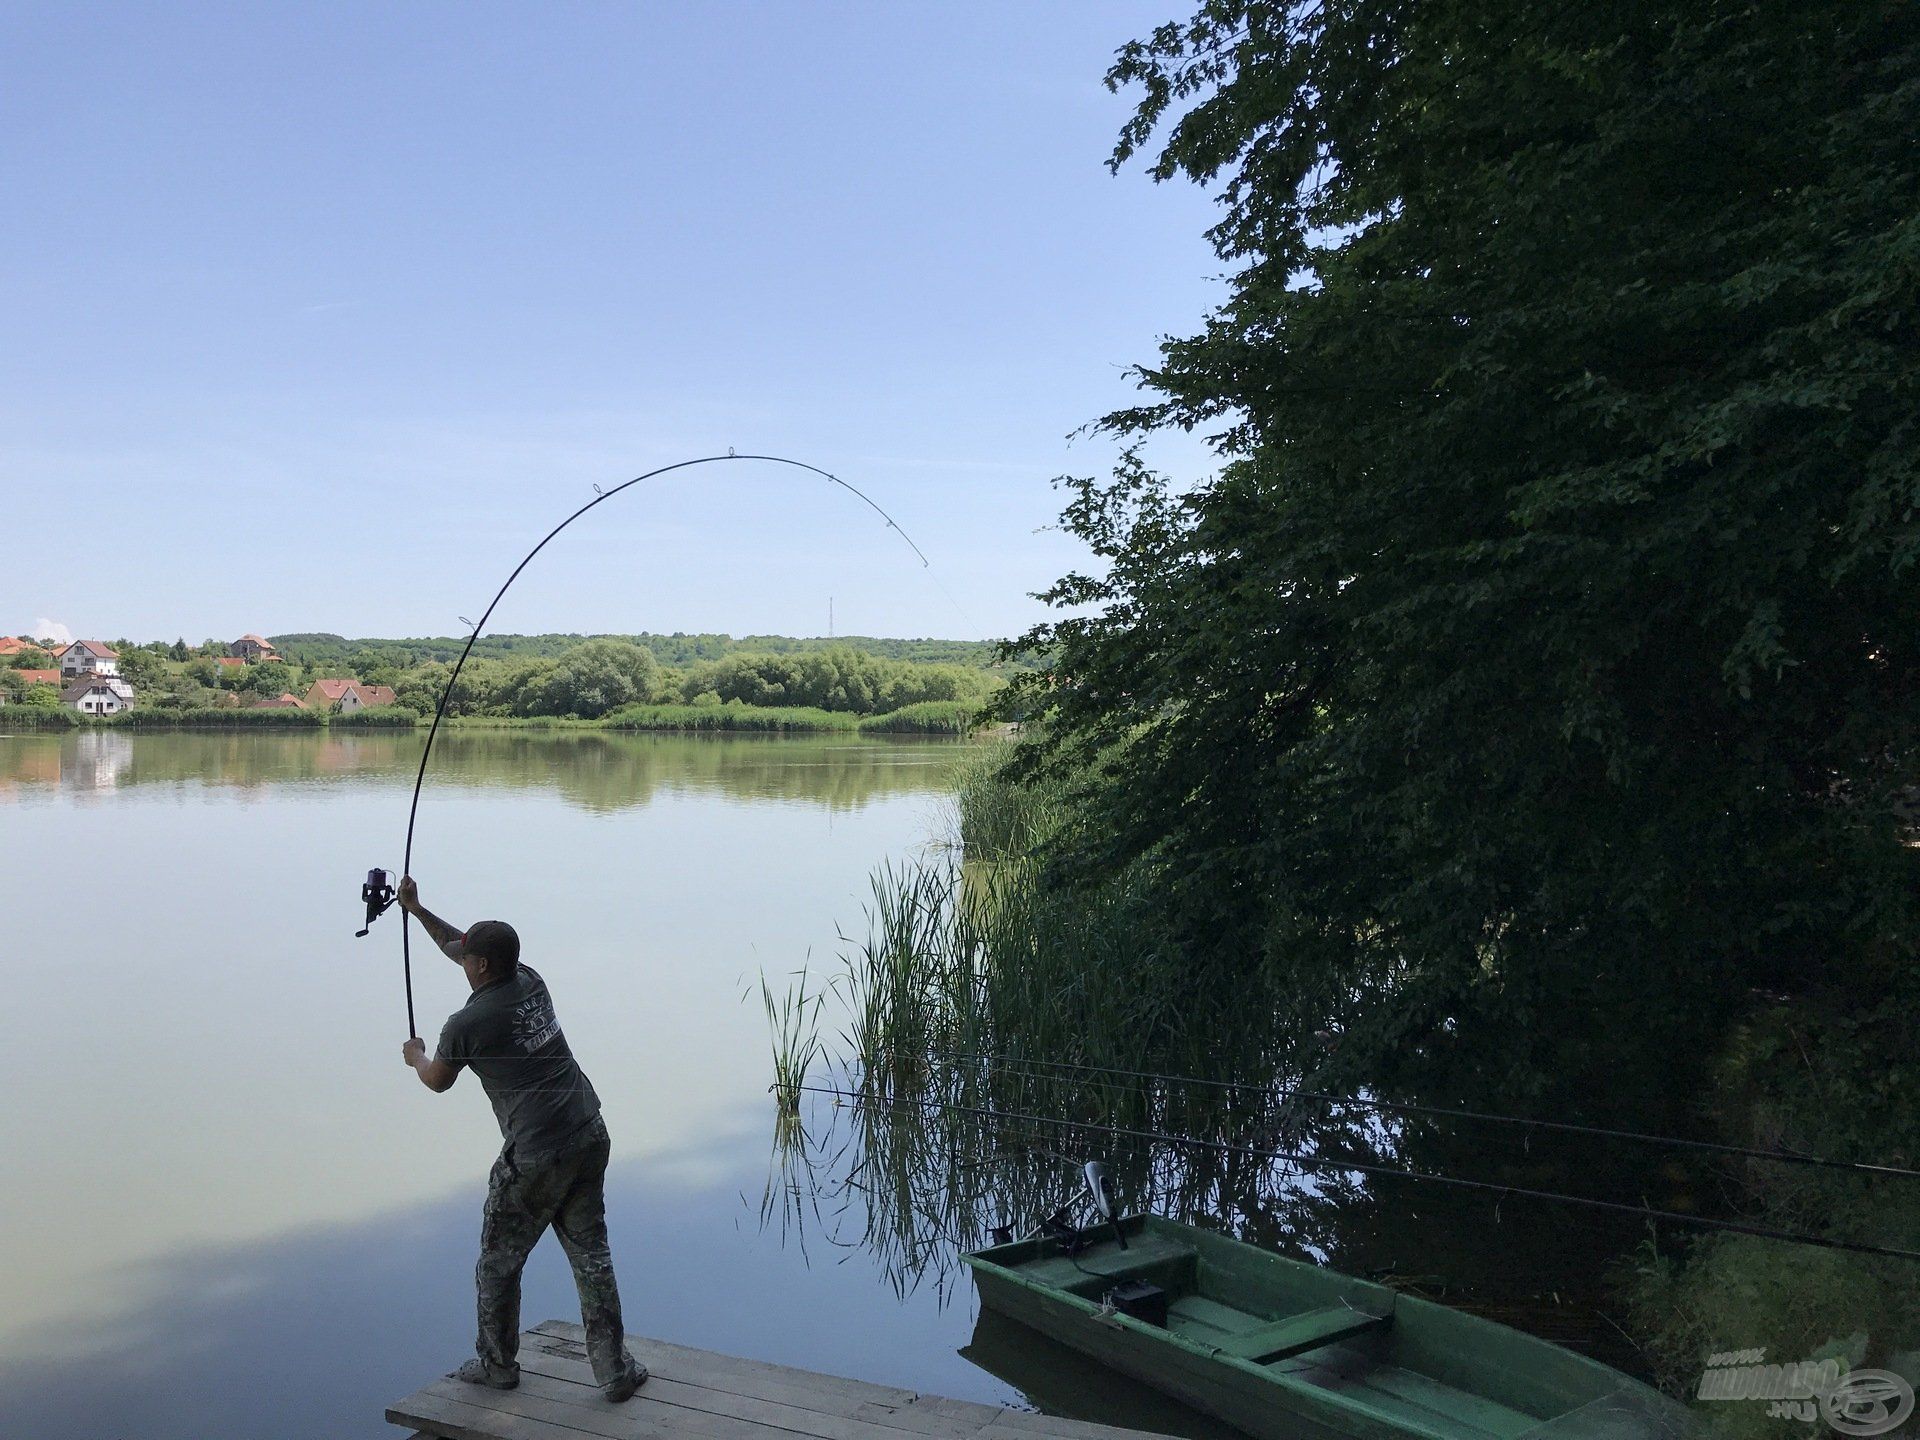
[[3, 1, 1222, 644]]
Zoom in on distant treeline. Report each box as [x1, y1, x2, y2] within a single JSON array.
[[385, 640, 998, 720], [0, 698, 979, 735], [3, 630, 1012, 730], [271, 631, 1030, 672]]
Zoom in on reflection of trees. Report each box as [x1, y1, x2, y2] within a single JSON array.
[[0, 731, 963, 813], [762, 1059, 1669, 1376]]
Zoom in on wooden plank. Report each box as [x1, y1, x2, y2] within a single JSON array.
[[389, 1387, 666, 1440], [397, 1373, 671, 1440], [530, 1323, 928, 1410], [513, 1343, 992, 1440], [393, 1324, 1174, 1440], [522, 1333, 978, 1439], [398, 1353, 954, 1440]]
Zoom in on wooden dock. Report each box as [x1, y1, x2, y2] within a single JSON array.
[[390, 1319, 1173, 1440]]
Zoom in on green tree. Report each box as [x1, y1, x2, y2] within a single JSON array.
[[243, 659, 294, 696], [1008, 0, 1920, 1103], [115, 647, 165, 687], [527, 640, 660, 718]]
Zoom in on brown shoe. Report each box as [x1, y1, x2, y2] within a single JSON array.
[[604, 1361, 648, 1403]]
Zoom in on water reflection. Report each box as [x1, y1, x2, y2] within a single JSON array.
[[766, 1063, 1670, 1388], [0, 1131, 1020, 1440], [0, 728, 961, 812], [0, 731, 982, 1440]]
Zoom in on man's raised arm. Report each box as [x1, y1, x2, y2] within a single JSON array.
[[397, 875, 464, 962]]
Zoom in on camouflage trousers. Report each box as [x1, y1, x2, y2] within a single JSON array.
[[475, 1113, 637, 1389]]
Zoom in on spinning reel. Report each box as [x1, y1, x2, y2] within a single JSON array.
[[356, 867, 397, 937]]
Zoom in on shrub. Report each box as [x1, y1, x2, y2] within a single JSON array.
[[856, 701, 980, 735], [604, 703, 857, 733], [0, 705, 76, 729], [333, 706, 420, 728], [109, 707, 325, 728]]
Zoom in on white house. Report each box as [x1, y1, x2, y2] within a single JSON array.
[[58, 640, 119, 679], [61, 675, 135, 715], [303, 678, 397, 713]]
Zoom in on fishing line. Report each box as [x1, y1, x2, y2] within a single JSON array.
[[929, 1051, 1920, 1183], [368, 453, 935, 1038], [796, 1083, 1920, 1264]]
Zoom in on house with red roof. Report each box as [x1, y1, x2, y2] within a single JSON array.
[[58, 640, 119, 680], [229, 633, 282, 663], [302, 678, 397, 714], [252, 692, 306, 710], [13, 669, 60, 688]]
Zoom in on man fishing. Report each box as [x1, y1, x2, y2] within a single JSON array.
[[396, 875, 648, 1402]]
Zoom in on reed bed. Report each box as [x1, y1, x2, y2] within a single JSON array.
[[855, 700, 980, 735], [751, 737, 1405, 1299], [111, 706, 327, 728], [608, 703, 857, 733]]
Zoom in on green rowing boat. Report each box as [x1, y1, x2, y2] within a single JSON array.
[[964, 1215, 1689, 1440]]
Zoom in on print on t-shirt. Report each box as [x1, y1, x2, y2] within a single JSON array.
[[514, 990, 562, 1052]]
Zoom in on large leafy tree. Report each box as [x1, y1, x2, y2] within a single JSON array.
[[1012, 1, 1920, 1103]]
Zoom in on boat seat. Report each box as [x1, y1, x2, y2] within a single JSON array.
[[1215, 1304, 1393, 1363]]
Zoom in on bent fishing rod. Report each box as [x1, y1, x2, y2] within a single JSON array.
[[355, 452, 931, 1037]]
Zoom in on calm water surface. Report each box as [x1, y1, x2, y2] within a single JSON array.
[[1, 729, 1215, 1440]]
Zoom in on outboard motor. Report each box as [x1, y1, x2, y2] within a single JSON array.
[[1084, 1160, 1128, 1250]]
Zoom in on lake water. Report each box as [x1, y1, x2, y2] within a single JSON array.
[[0, 728, 1673, 1440], [2, 728, 1230, 1440]]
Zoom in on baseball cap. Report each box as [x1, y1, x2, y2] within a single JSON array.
[[460, 920, 520, 970]]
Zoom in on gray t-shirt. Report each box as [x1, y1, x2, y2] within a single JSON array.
[[434, 964, 601, 1159]]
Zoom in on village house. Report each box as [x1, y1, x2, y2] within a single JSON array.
[[61, 674, 135, 715], [251, 692, 305, 709], [13, 669, 61, 689], [229, 633, 281, 663], [58, 640, 119, 679], [0, 637, 45, 657], [301, 678, 397, 714]]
